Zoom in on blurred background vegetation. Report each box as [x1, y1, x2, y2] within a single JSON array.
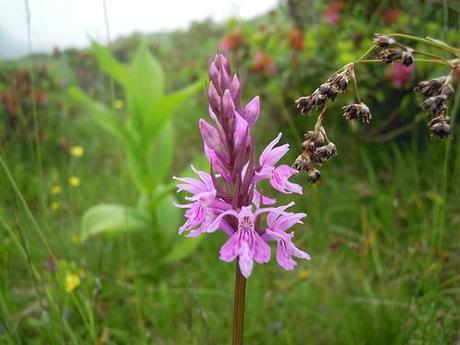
[[0, 0, 459, 344]]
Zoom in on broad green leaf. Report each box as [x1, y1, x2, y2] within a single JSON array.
[[81, 204, 151, 242], [68, 87, 133, 147], [148, 122, 175, 187], [145, 80, 202, 140], [126, 149, 153, 195], [155, 193, 181, 248], [156, 193, 202, 263], [128, 42, 164, 131], [163, 236, 202, 264], [91, 42, 129, 85]]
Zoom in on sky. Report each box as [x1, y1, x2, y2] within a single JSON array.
[[0, 0, 278, 59]]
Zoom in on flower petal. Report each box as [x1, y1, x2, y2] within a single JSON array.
[[243, 96, 260, 126]]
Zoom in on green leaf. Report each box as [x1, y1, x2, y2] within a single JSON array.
[[163, 236, 202, 264], [148, 122, 175, 186], [145, 80, 202, 140], [91, 42, 129, 85], [155, 193, 181, 247], [81, 204, 151, 242], [68, 87, 133, 147], [128, 42, 164, 131]]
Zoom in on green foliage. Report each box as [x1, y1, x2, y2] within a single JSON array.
[[69, 42, 202, 266]]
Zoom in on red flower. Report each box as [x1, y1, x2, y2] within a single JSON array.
[[382, 7, 401, 25], [289, 28, 305, 51], [220, 30, 244, 51], [252, 51, 277, 75]]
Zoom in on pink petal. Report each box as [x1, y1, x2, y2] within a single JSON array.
[[233, 112, 249, 150], [243, 96, 260, 126], [199, 119, 221, 153]]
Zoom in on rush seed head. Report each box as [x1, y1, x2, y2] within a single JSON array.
[[342, 103, 372, 124], [373, 34, 396, 48]]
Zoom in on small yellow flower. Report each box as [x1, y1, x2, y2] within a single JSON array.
[[50, 185, 62, 195], [50, 201, 60, 211], [71, 234, 80, 244], [70, 145, 84, 157], [298, 269, 310, 280], [112, 99, 124, 110], [64, 273, 81, 293], [68, 176, 80, 187]]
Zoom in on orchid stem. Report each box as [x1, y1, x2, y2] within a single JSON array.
[[232, 263, 247, 345]]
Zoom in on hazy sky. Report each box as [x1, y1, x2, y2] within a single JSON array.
[[0, 0, 278, 59]]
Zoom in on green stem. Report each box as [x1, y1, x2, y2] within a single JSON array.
[[388, 33, 460, 56], [232, 263, 246, 345]]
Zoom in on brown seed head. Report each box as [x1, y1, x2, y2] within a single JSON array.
[[379, 48, 402, 64], [307, 169, 321, 184], [373, 34, 396, 48], [342, 103, 372, 124]]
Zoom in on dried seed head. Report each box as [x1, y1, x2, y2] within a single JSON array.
[[313, 142, 337, 162], [328, 72, 350, 93], [307, 168, 321, 184], [318, 82, 339, 100], [342, 103, 372, 124], [379, 48, 402, 64], [401, 49, 414, 67], [429, 116, 451, 138], [414, 77, 448, 98], [292, 153, 310, 172], [373, 34, 396, 48], [440, 82, 454, 98], [421, 94, 448, 115], [295, 96, 312, 114]]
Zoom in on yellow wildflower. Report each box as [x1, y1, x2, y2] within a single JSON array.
[[50, 185, 62, 195], [112, 99, 124, 110], [70, 145, 84, 157], [50, 201, 60, 211], [71, 234, 80, 244], [298, 269, 310, 280], [68, 176, 80, 187], [64, 273, 81, 293]]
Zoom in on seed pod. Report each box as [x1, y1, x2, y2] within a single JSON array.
[[373, 34, 396, 48], [414, 77, 448, 98], [292, 153, 310, 172], [342, 103, 372, 124], [313, 142, 337, 162], [295, 96, 312, 114], [429, 120, 452, 139], [307, 168, 321, 184], [401, 49, 414, 67], [379, 48, 402, 64], [421, 95, 448, 115], [318, 82, 339, 100]]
